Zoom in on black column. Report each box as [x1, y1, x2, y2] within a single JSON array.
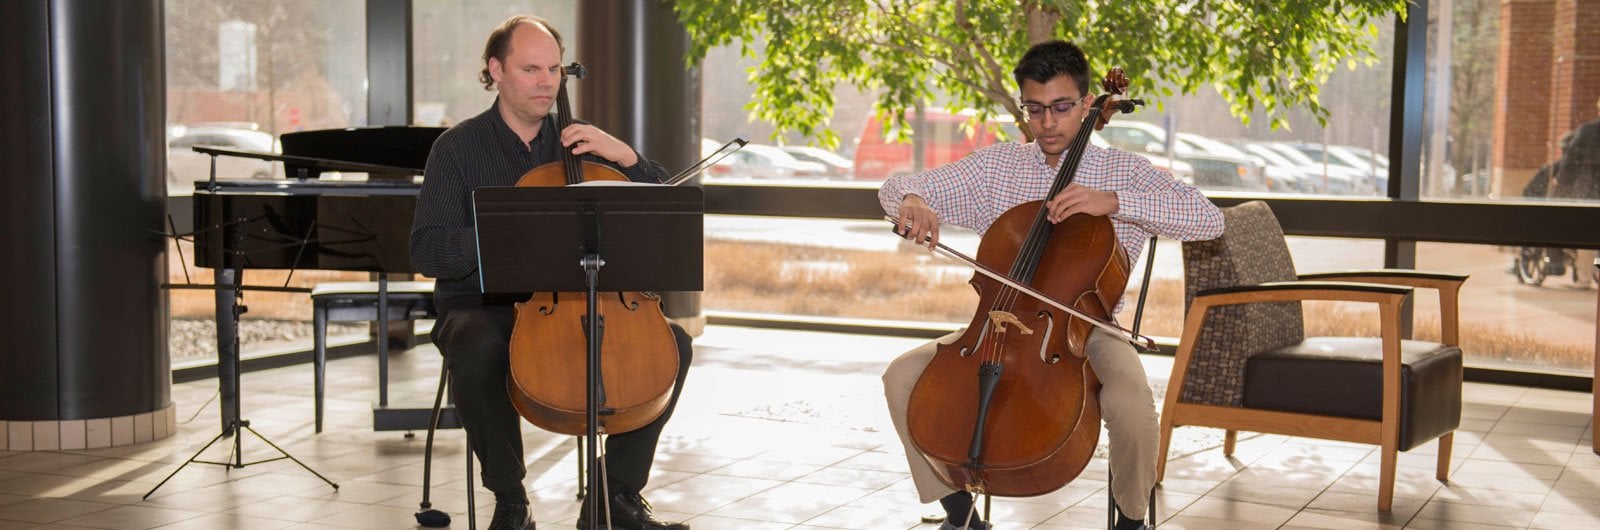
[[1387, 1, 1427, 338], [367, 0, 412, 126], [577, 0, 704, 328], [0, 0, 168, 421]]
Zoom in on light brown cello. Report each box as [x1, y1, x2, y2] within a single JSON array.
[[505, 63, 680, 436], [905, 68, 1149, 497]]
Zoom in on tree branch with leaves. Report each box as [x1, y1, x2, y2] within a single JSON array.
[[674, 0, 1405, 148]]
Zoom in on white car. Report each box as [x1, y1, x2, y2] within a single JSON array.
[[715, 143, 827, 179], [1279, 142, 1387, 194], [167, 125, 279, 192], [1239, 142, 1317, 193], [781, 145, 853, 179], [1089, 131, 1194, 184], [1260, 142, 1363, 194], [1097, 121, 1261, 190]]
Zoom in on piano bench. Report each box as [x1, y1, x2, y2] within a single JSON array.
[[312, 280, 437, 433]]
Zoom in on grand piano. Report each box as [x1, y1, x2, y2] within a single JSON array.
[[185, 126, 446, 433]]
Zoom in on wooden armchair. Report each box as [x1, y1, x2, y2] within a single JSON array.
[[1156, 200, 1467, 511]]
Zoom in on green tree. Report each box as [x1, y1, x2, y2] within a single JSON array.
[[674, 0, 1406, 147]]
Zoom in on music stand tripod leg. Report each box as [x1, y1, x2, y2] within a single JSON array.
[[144, 266, 339, 499]]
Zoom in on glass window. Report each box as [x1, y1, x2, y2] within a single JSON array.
[[1421, 0, 1600, 203], [165, 0, 370, 363], [1124, 236, 1387, 340], [165, 0, 367, 197], [1415, 242, 1596, 374], [704, 214, 1392, 347], [700, 12, 1396, 197], [411, 1, 578, 127]]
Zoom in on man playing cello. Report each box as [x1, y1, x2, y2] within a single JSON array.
[[410, 15, 692, 530], [880, 40, 1223, 530]]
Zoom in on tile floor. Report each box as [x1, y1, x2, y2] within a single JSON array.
[[0, 325, 1596, 529]]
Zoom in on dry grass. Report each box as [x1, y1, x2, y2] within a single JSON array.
[[167, 240, 376, 320], [706, 239, 1594, 371], [705, 240, 977, 321], [166, 236, 1592, 371]]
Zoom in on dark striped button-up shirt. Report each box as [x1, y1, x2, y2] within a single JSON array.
[[409, 99, 668, 295]]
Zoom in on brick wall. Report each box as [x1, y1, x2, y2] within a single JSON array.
[[1548, 0, 1600, 159], [1492, 0, 1556, 197]]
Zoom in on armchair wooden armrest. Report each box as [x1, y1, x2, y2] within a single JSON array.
[[1298, 270, 1468, 345]]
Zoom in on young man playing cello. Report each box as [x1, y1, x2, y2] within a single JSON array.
[[879, 40, 1223, 530], [410, 15, 691, 530]]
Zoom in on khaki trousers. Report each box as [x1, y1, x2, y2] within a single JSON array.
[[882, 328, 1157, 515]]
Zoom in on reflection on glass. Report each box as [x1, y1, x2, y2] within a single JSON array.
[[165, 240, 372, 365], [166, 0, 371, 361], [1422, 0, 1600, 203], [703, 215, 978, 322], [412, 0, 577, 128], [1416, 242, 1595, 374], [165, 0, 368, 197], [704, 216, 1404, 346], [699, 12, 1396, 197]]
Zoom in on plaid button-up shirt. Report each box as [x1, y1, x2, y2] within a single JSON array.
[[879, 141, 1224, 314]]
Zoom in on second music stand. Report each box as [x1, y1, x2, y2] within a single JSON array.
[[473, 184, 703, 529]]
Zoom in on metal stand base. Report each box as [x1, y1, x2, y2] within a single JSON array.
[[143, 419, 337, 499]]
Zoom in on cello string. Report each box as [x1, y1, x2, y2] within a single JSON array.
[[990, 101, 1106, 360], [979, 95, 1109, 363]]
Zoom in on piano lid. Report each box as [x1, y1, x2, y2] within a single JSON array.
[[279, 126, 445, 177], [188, 125, 447, 185]]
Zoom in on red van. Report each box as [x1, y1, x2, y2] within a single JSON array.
[[851, 110, 1019, 181]]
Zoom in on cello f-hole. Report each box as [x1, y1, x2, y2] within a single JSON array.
[[960, 317, 994, 357], [1037, 310, 1059, 364], [614, 291, 639, 310]]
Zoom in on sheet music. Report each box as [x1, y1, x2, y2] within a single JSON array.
[[570, 180, 669, 187]]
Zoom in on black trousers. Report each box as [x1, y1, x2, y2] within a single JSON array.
[[433, 293, 693, 499]]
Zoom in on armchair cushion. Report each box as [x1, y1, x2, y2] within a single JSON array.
[[1243, 337, 1463, 451]]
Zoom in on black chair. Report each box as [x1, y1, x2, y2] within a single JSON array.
[[416, 367, 473, 528], [310, 279, 436, 433]]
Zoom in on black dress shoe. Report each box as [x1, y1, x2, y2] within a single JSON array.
[[576, 491, 687, 530], [490, 498, 535, 530]]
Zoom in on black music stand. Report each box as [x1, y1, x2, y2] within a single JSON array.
[[473, 184, 703, 529], [145, 193, 339, 500]]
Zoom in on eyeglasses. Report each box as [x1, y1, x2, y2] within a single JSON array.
[[1021, 97, 1086, 120]]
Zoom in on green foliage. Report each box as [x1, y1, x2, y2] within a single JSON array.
[[674, 0, 1406, 147]]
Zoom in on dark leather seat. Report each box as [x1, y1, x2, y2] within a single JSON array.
[[1245, 337, 1462, 450]]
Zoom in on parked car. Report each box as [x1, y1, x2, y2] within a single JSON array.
[[166, 124, 279, 192], [1281, 142, 1387, 194], [852, 110, 1201, 186], [1097, 121, 1263, 190], [1259, 142, 1363, 194], [1174, 133, 1267, 190], [851, 110, 1020, 180], [714, 143, 827, 179], [781, 145, 853, 179], [1237, 142, 1317, 192], [1088, 131, 1195, 184]]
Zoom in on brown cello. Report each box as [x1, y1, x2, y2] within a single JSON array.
[[905, 69, 1146, 497], [505, 63, 680, 436]]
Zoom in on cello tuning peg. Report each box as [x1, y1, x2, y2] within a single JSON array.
[[564, 62, 587, 79]]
